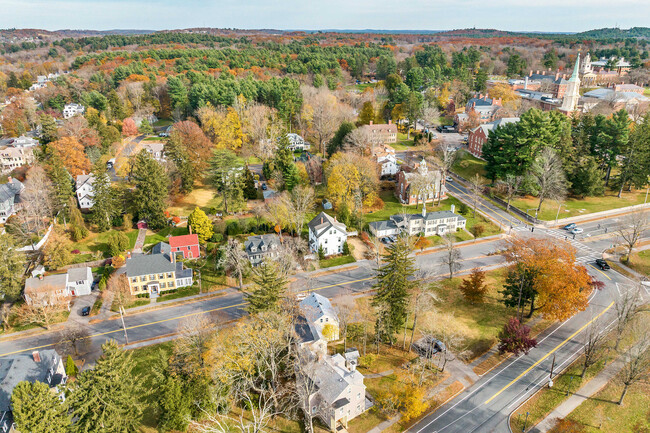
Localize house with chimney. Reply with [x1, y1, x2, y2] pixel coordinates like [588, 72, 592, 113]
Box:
[468, 117, 520, 158]
[299, 293, 339, 342]
[0, 177, 23, 224]
[369, 206, 466, 238]
[0, 350, 67, 432]
[455, 95, 503, 127]
[294, 294, 371, 432]
[168, 234, 200, 259]
[308, 212, 348, 256]
[286, 133, 309, 151]
[125, 247, 193, 297]
[373, 145, 399, 177]
[395, 158, 445, 206]
[23, 267, 93, 307]
[244, 233, 281, 266]
[0, 146, 34, 174]
[358, 121, 398, 144]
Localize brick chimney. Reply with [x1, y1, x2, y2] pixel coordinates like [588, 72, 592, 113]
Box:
[529, 70, 533, 77]
[388, 120, 392, 125]
[369, 120, 373, 125]
[32, 351, 41, 362]
[536, 70, 539, 75]
[7, 176, 12, 183]
[555, 73, 560, 80]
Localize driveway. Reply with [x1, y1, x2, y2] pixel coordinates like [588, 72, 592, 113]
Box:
[68, 292, 99, 325]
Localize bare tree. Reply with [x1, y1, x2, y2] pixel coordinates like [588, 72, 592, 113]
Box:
[17, 165, 55, 234]
[57, 324, 91, 356]
[497, 174, 523, 212]
[528, 148, 567, 217]
[108, 273, 133, 311]
[344, 128, 383, 155]
[222, 239, 249, 289]
[333, 293, 358, 351]
[617, 320, 650, 405]
[288, 185, 315, 237]
[440, 234, 462, 279]
[616, 211, 649, 262]
[408, 279, 440, 351]
[265, 195, 290, 237]
[302, 86, 351, 154]
[0, 304, 11, 331]
[435, 142, 457, 205]
[581, 322, 606, 378]
[16, 292, 68, 330]
[173, 315, 215, 374]
[468, 173, 485, 217]
[192, 392, 279, 433]
[613, 284, 643, 351]
[293, 348, 324, 433]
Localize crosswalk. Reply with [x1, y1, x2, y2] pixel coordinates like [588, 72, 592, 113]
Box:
[511, 226, 601, 266]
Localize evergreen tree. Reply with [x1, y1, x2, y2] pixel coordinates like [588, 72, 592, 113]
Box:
[500, 266, 539, 318]
[613, 113, 650, 196]
[474, 68, 488, 92]
[11, 381, 70, 433]
[91, 164, 120, 231]
[569, 157, 605, 198]
[66, 355, 79, 376]
[46, 156, 74, 213]
[131, 150, 169, 229]
[208, 149, 244, 214]
[245, 260, 287, 314]
[107, 230, 130, 256]
[158, 373, 191, 432]
[372, 237, 415, 343]
[357, 102, 375, 126]
[40, 114, 59, 144]
[243, 167, 258, 199]
[596, 109, 630, 185]
[68, 340, 144, 432]
[138, 119, 153, 135]
[188, 207, 213, 243]
[327, 122, 356, 156]
[0, 233, 25, 301]
[165, 135, 194, 193]
[274, 135, 301, 190]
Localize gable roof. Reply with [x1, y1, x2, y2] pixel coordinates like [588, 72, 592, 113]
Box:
[307, 212, 347, 237]
[169, 234, 199, 248]
[244, 234, 281, 254]
[300, 293, 337, 323]
[311, 354, 365, 405]
[75, 173, 94, 190]
[0, 350, 65, 413]
[151, 241, 172, 257]
[126, 253, 176, 278]
[0, 178, 23, 204]
[24, 273, 68, 295]
[67, 267, 91, 282]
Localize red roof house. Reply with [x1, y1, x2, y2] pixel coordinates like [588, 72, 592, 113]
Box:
[169, 234, 200, 259]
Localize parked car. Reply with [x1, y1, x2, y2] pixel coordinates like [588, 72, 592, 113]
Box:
[388, 235, 398, 243]
[411, 336, 446, 358]
[563, 223, 577, 230]
[595, 259, 610, 270]
[158, 132, 169, 137]
[446, 176, 453, 182]
[381, 237, 390, 244]
[261, 183, 267, 190]
[80, 306, 91, 316]
[571, 227, 584, 234]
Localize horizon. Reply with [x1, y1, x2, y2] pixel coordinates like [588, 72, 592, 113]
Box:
[1, 0, 648, 33]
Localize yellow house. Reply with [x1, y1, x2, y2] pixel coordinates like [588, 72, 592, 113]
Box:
[125, 243, 193, 297]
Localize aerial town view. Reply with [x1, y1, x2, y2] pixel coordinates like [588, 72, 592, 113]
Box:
[0, 1, 649, 432]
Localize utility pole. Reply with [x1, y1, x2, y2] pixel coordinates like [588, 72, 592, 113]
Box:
[548, 354, 556, 388]
[119, 306, 129, 345]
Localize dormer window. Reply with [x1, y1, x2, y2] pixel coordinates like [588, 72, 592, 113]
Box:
[251, 247, 257, 252]
[262, 245, 267, 251]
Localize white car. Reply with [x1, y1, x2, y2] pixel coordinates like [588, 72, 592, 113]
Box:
[570, 227, 584, 234]
[446, 176, 453, 182]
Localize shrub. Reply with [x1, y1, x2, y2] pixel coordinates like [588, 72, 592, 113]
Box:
[71, 249, 80, 254]
[226, 221, 241, 236]
[342, 241, 350, 255]
[458, 203, 470, 215]
[210, 233, 223, 243]
[359, 353, 377, 368]
[65, 355, 78, 376]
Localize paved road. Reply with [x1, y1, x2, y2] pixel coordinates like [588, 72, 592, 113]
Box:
[409, 263, 647, 433]
[0, 242, 509, 361]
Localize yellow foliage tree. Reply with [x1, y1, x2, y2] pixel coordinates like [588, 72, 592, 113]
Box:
[197, 105, 244, 151]
[321, 323, 338, 341]
[400, 386, 428, 421]
[325, 152, 379, 212]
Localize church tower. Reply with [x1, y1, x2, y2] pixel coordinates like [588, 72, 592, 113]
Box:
[560, 54, 581, 113]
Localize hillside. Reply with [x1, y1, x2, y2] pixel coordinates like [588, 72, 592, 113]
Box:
[575, 27, 650, 39]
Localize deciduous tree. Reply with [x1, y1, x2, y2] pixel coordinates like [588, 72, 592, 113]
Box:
[498, 317, 537, 355]
[188, 207, 213, 243]
[459, 268, 488, 303]
[48, 136, 91, 177]
[0, 233, 25, 301]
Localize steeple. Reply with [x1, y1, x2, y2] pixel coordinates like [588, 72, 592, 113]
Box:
[569, 53, 580, 82]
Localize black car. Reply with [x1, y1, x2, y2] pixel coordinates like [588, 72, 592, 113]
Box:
[80, 306, 91, 316]
[595, 259, 610, 270]
[261, 183, 267, 190]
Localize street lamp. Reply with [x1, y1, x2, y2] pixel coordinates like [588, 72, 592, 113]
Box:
[555, 203, 566, 224]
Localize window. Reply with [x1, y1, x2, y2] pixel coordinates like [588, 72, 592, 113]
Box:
[325, 318, 329, 322]
[142, 275, 148, 282]
[167, 273, 173, 279]
[160, 282, 166, 289]
[132, 277, 139, 283]
[159, 274, 164, 280]
[320, 318, 323, 323]
[187, 246, 191, 250]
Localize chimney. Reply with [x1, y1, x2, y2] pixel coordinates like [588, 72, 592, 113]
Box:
[320, 216, 323, 224]
[562, 74, 566, 80]
[524, 76, 529, 90]
[188, 225, 192, 235]
[388, 119, 392, 125]
[451, 204, 455, 214]
[536, 70, 539, 75]
[529, 70, 533, 77]
[170, 253, 174, 263]
[555, 73, 560, 80]
[7, 176, 12, 183]
[369, 120, 373, 125]
[32, 351, 41, 363]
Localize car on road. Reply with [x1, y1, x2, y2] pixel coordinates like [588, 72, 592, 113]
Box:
[295, 293, 307, 301]
[563, 223, 577, 230]
[80, 306, 91, 316]
[446, 176, 453, 182]
[595, 259, 610, 270]
[570, 227, 584, 234]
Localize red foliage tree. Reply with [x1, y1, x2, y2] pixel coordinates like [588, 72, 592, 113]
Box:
[498, 317, 537, 356]
[122, 118, 138, 136]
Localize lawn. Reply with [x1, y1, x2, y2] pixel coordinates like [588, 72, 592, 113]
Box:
[111, 298, 150, 311]
[451, 150, 487, 181]
[70, 229, 139, 258]
[142, 136, 163, 142]
[144, 226, 189, 247]
[364, 191, 501, 239]
[392, 132, 416, 152]
[319, 254, 356, 268]
[625, 249, 650, 276]
[167, 185, 223, 216]
[152, 118, 173, 127]
[156, 285, 200, 302]
[645, 87, 650, 97]
[562, 372, 650, 432]
[509, 188, 649, 221]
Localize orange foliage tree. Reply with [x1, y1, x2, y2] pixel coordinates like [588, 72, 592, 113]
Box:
[502, 237, 592, 321]
[48, 137, 91, 177]
[122, 117, 138, 136]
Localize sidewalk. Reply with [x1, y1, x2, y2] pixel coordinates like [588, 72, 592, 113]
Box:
[529, 358, 625, 433]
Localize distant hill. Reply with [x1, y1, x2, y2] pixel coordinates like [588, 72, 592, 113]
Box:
[574, 27, 650, 39]
[55, 29, 155, 37]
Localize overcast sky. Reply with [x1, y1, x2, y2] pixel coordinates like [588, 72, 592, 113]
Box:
[1, 0, 648, 32]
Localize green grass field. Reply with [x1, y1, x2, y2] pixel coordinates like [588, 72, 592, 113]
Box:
[626, 249, 650, 276]
[144, 226, 189, 246]
[451, 150, 487, 181]
[509, 189, 648, 221]
[152, 118, 173, 127]
[70, 229, 139, 258]
[319, 254, 356, 268]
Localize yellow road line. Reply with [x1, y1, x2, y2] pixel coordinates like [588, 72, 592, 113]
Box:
[484, 301, 614, 405]
[0, 275, 376, 358]
[588, 264, 612, 281]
